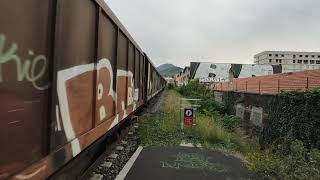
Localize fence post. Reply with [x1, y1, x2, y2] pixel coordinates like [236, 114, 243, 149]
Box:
[306, 77, 309, 90]
[278, 79, 280, 93]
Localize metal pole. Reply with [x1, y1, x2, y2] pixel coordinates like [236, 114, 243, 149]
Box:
[180, 97, 183, 130]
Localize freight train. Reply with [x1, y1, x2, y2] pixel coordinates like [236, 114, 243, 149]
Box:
[0, 0, 166, 179]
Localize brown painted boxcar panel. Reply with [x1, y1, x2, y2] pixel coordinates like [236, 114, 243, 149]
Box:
[96, 12, 117, 125]
[116, 31, 128, 113]
[54, 0, 96, 141]
[0, 0, 51, 177]
[127, 43, 135, 106]
[139, 55, 144, 100]
[134, 49, 140, 99]
[0, 0, 166, 179]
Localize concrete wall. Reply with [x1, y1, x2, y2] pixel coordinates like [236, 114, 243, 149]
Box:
[215, 91, 277, 140]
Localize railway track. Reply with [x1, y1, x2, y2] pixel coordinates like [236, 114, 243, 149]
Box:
[47, 115, 138, 180]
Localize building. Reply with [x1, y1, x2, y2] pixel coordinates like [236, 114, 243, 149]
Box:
[165, 77, 174, 85]
[254, 51, 320, 65]
[190, 62, 278, 83]
[173, 66, 190, 87]
[189, 61, 320, 87]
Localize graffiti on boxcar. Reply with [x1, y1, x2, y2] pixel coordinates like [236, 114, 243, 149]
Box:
[57, 61, 96, 157]
[0, 34, 49, 90]
[127, 71, 134, 105]
[56, 58, 140, 157]
[97, 58, 115, 121]
[14, 165, 47, 180]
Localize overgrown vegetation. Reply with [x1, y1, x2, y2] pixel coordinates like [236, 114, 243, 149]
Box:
[247, 140, 320, 180]
[263, 90, 320, 149]
[139, 81, 320, 179]
[138, 90, 183, 146]
[250, 89, 320, 179]
[179, 80, 226, 117]
[139, 81, 257, 156]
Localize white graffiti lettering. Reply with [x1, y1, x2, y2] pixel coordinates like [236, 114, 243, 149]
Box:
[0, 34, 49, 90]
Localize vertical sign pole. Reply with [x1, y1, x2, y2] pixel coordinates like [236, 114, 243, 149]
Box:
[180, 97, 183, 130]
[194, 108, 197, 126]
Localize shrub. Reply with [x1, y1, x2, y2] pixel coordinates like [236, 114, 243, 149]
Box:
[167, 83, 176, 90]
[220, 115, 240, 131]
[264, 89, 320, 149]
[247, 140, 320, 180]
[178, 80, 226, 115]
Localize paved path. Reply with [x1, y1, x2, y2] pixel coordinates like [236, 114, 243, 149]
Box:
[123, 146, 258, 180]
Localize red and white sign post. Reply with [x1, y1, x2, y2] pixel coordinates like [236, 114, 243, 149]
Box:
[180, 98, 201, 130]
[184, 108, 194, 126]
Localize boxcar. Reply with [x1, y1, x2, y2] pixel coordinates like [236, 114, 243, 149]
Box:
[0, 0, 165, 179]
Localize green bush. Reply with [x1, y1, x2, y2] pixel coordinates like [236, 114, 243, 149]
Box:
[178, 80, 226, 115]
[247, 140, 320, 180]
[220, 115, 240, 131]
[167, 83, 176, 90]
[264, 89, 320, 149]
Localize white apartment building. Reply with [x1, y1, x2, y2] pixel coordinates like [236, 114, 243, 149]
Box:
[254, 51, 320, 65]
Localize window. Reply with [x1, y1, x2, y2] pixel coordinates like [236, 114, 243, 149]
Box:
[293, 55, 296, 58]
[310, 60, 315, 64]
[293, 60, 296, 63]
[276, 59, 279, 63]
[210, 64, 217, 69]
[317, 60, 320, 64]
[298, 60, 302, 63]
[279, 59, 282, 63]
[305, 55, 309, 58]
[299, 55, 303, 57]
[269, 59, 272, 63]
[281, 54, 284, 57]
[275, 54, 278, 57]
[304, 60, 308, 64]
[312, 55, 315, 58]
[269, 54, 272, 57]
[208, 73, 216, 78]
[318, 56, 320, 58]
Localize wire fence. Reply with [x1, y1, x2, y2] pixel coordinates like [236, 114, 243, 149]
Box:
[214, 69, 320, 94]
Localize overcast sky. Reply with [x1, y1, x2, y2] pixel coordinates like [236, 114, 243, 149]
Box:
[106, 0, 320, 67]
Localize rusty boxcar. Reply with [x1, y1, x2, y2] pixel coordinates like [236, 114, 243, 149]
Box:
[0, 0, 166, 179]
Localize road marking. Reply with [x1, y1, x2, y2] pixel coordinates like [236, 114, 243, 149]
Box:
[115, 146, 143, 180]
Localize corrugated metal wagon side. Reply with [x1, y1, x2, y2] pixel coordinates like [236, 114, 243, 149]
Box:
[0, 0, 167, 179]
[0, 0, 54, 178]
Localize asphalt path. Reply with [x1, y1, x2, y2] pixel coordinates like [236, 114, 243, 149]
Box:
[125, 146, 259, 180]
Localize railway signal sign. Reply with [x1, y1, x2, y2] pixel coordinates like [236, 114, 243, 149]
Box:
[184, 108, 194, 126]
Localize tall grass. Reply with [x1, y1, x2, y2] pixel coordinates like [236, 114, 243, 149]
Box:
[139, 89, 258, 156]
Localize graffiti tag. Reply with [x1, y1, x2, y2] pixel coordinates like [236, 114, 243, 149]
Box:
[0, 34, 49, 90]
[161, 152, 226, 172]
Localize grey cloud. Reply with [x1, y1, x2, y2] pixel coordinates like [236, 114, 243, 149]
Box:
[106, 0, 320, 67]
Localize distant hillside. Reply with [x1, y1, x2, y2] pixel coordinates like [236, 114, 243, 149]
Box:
[157, 63, 183, 77]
